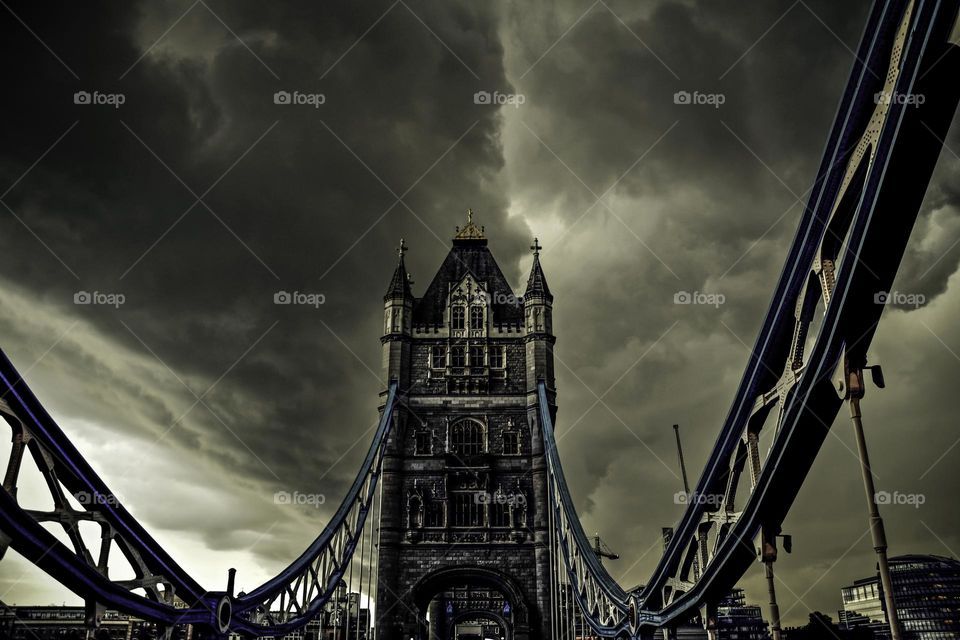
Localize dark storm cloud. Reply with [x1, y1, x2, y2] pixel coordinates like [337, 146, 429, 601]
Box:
[1, 0, 958, 628]
[0, 0, 525, 560]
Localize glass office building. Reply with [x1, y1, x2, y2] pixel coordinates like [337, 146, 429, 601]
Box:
[840, 554, 960, 640]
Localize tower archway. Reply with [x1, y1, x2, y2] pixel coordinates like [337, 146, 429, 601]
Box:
[410, 566, 531, 640]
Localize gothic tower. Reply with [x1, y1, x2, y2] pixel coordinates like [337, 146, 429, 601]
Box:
[376, 211, 556, 640]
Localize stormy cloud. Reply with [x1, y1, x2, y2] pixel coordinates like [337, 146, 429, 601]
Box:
[0, 0, 958, 625]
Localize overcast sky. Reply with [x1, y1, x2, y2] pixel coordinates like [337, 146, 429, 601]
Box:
[0, 0, 958, 628]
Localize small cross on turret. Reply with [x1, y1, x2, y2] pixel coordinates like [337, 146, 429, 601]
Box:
[530, 237, 542, 256]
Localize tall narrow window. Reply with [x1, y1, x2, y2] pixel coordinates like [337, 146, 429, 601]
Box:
[469, 345, 484, 367]
[451, 346, 466, 368]
[451, 306, 465, 330]
[489, 346, 505, 369]
[452, 492, 484, 527]
[451, 420, 484, 455]
[431, 345, 446, 369]
[470, 306, 484, 330]
[490, 496, 511, 528]
[503, 431, 520, 455]
[415, 431, 432, 455]
[425, 500, 445, 528]
[408, 496, 423, 528]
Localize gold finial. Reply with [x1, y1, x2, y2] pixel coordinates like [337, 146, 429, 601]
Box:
[454, 207, 485, 240]
[397, 238, 408, 260]
[530, 237, 542, 256]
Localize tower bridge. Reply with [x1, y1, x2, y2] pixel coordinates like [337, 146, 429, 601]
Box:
[1, 1, 959, 639]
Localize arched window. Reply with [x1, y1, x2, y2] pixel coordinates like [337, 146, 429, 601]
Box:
[470, 306, 484, 330]
[451, 306, 465, 330]
[451, 419, 485, 455]
[490, 487, 511, 528]
[408, 495, 424, 529]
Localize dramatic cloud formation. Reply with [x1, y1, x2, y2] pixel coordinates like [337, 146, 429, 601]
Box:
[0, 0, 957, 626]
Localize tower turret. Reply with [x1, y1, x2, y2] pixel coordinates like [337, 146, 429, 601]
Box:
[382, 238, 413, 388]
[523, 238, 555, 392]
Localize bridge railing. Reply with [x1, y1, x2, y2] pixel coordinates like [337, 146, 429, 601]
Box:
[231, 382, 397, 636]
[539, 383, 632, 637]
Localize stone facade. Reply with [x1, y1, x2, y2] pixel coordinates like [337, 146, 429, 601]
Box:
[375, 220, 556, 640]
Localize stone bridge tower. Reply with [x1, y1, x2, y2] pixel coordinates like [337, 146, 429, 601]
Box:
[376, 211, 556, 640]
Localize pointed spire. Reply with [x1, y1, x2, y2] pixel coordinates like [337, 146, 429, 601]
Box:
[524, 237, 552, 300]
[384, 238, 413, 300]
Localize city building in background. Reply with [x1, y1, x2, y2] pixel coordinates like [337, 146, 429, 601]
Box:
[0, 601, 191, 639]
[276, 584, 370, 640]
[839, 554, 960, 639]
[716, 588, 771, 640]
[0, 585, 371, 640]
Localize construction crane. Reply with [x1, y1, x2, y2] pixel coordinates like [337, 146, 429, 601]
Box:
[592, 534, 619, 565]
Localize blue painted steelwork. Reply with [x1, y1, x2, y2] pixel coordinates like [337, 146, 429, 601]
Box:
[0, 355, 397, 636]
[540, 0, 960, 635]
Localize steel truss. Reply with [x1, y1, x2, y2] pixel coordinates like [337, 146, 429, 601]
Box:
[0, 357, 397, 637]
